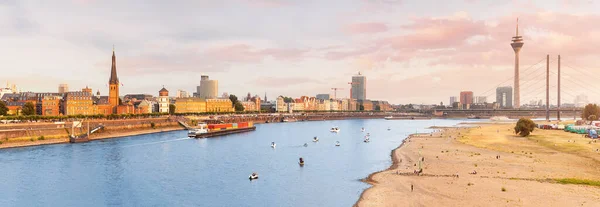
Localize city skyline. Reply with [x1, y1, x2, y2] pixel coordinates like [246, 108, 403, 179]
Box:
[2, 0, 600, 104]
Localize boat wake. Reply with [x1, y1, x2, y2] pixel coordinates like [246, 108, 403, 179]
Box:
[121, 137, 192, 148]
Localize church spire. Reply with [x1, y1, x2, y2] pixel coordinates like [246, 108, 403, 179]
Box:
[109, 47, 119, 84]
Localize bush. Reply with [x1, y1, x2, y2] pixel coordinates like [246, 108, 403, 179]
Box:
[150, 122, 156, 129]
[30, 138, 34, 142]
[514, 118, 535, 137]
[38, 136, 45, 140]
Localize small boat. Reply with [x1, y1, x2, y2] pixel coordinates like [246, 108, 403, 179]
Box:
[330, 127, 340, 133]
[387, 127, 391, 131]
[364, 138, 370, 143]
[303, 143, 308, 147]
[299, 157, 305, 166]
[249, 172, 259, 180]
[366, 133, 370, 137]
[271, 142, 276, 148]
[361, 127, 365, 132]
[335, 141, 340, 146]
[313, 136, 319, 142]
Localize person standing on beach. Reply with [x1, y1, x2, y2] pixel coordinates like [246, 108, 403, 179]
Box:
[411, 184, 414, 192]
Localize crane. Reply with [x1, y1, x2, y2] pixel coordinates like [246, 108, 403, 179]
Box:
[331, 88, 343, 100]
[348, 82, 359, 99]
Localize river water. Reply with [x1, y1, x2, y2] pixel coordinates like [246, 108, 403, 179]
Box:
[0, 119, 467, 207]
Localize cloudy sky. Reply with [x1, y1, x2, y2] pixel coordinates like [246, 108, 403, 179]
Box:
[2, 0, 600, 104]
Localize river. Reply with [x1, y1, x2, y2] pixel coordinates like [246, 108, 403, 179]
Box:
[0, 119, 467, 206]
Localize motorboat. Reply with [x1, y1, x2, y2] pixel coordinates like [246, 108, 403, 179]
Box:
[330, 127, 340, 133]
[271, 142, 276, 148]
[303, 143, 308, 147]
[313, 136, 319, 142]
[249, 172, 259, 180]
[387, 127, 391, 131]
[361, 127, 365, 132]
[299, 157, 305, 166]
[364, 138, 370, 143]
[335, 141, 340, 146]
[366, 133, 370, 137]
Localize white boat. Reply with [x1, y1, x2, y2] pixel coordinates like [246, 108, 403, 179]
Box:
[249, 173, 259, 180]
[330, 127, 340, 133]
[313, 137, 319, 142]
[303, 143, 308, 147]
[187, 123, 208, 137]
[361, 127, 365, 132]
[271, 142, 276, 148]
[364, 138, 370, 143]
[335, 141, 340, 146]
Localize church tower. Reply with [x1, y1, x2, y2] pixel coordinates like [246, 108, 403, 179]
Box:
[109, 47, 120, 113]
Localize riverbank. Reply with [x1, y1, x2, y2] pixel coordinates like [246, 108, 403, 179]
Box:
[0, 125, 184, 149]
[356, 123, 600, 206]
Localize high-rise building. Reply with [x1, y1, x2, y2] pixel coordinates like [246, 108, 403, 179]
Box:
[459, 91, 473, 105]
[108, 48, 120, 113]
[351, 72, 366, 100]
[449, 96, 458, 105]
[196, 75, 218, 99]
[496, 86, 513, 108]
[58, 84, 69, 93]
[511, 18, 524, 108]
[574, 94, 589, 107]
[176, 90, 189, 98]
[316, 94, 330, 100]
[159, 87, 169, 113]
[474, 96, 487, 104]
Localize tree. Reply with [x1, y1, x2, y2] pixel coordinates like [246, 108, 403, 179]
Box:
[514, 118, 536, 137]
[582, 104, 600, 121]
[374, 105, 381, 111]
[229, 95, 239, 107]
[359, 105, 365, 111]
[169, 104, 176, 115]
[234, 102, 245, 112]
[22, 102, 35, 116]
[0, 101, 7, 116]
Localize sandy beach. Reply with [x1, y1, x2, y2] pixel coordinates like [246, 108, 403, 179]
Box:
[356, 123, 600, 207]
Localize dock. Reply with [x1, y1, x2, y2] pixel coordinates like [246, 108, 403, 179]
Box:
[191, 126, 256, 138]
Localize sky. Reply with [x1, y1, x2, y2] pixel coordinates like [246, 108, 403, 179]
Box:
[2, 0, 600, 104]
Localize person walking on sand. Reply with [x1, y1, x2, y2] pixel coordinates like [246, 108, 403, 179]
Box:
[411, 184, 414, 192]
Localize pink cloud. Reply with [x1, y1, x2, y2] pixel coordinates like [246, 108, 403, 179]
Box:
[342, 22, 389, 34]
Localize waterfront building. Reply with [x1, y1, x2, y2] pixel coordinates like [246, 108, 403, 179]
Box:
[330, 99, 341, 111]
[496, 86, 513, 108]
[459, 91, 473, 105]
[206, 98, 233, 112]
[63, 92, 94, 116]
[158, 87, 170, 113]
[241, 96, 261, 112]
[135, 100, 154, 114]
[116, 104, 137, 114]
[58, 84, 69, 93]
[316, 94, 330, 100]
[294, 98, 305, 111]
[5, 102, 25, 115]
[372, 100, 393, 111]
[341, 99, 349, 111]
[351, 72, 367, 100]
[175, 98, 207, 113]
[276, 96, 287, 112]
[41, 96, 61, 116]
[197, 75, 218, 99]
[359, 100, 373, 111]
